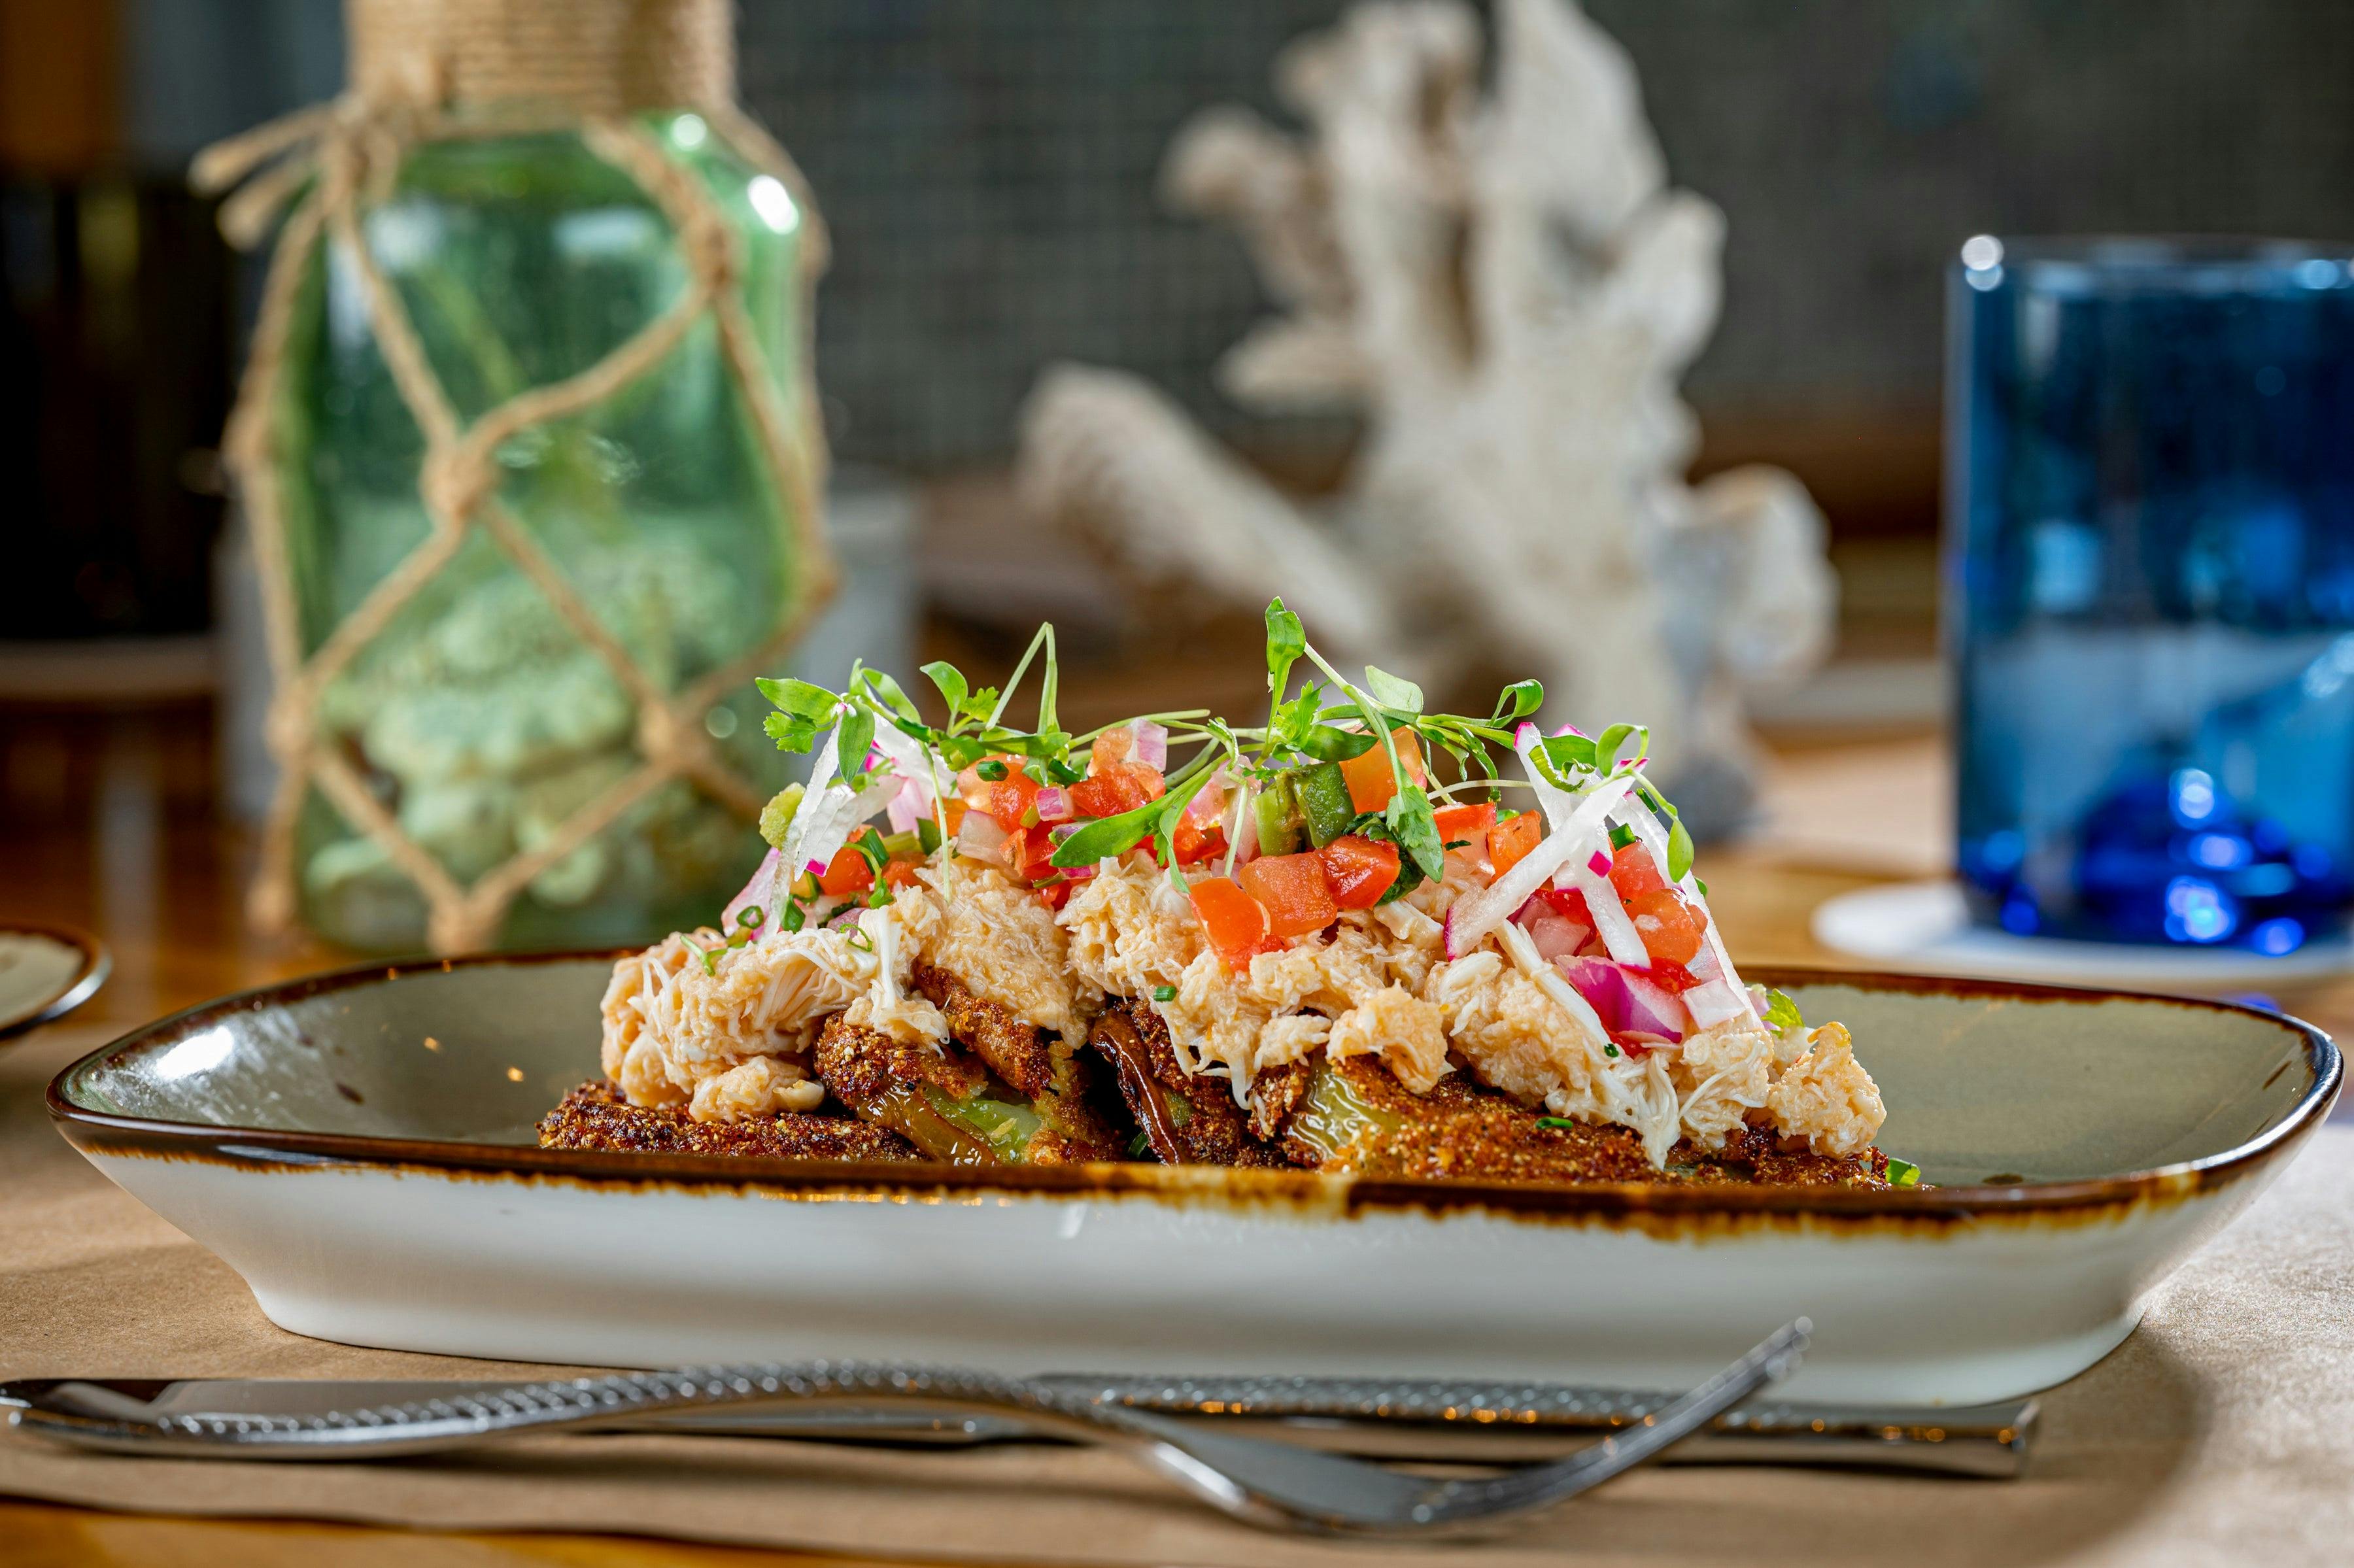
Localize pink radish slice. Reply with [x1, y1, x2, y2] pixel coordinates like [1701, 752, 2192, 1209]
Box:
[721, 847, 786, 938]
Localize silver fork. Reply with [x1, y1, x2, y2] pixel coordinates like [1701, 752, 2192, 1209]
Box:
[4, 1321, 1806, 1535]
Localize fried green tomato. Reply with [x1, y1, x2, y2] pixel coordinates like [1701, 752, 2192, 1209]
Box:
[1280, 1055, 1894, 1187]
[909, 960, 1121, 1157]
[537, 1080, 919, 1161]
[811, 1012, 1121, 1166]
[1086, 1002, 1291, 1167]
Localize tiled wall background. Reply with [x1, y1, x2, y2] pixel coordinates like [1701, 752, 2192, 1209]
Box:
[728, 0, 2354, 470]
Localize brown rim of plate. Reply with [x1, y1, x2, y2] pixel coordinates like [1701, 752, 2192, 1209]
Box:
[44, 951, 2344, 1220]
[0, 922, 111, 1044]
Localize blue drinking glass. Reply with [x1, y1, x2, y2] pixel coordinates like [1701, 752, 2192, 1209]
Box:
[1949, 237, 2354, 953]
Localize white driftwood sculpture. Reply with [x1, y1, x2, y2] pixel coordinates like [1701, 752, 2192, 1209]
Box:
[1017, 0, 1834, 833]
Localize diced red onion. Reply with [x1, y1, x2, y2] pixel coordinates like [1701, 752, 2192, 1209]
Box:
[1184, 767, 1227, 823]
[957, 812, 1010, 864]
[1034, 785, 1075, 823]
[1524, 913, 1591, 964]
[1555, 955, 1688, 1042]
[1129, 720, 1168, 770]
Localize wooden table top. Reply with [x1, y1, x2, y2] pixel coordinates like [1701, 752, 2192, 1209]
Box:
[4, 706, 2345, 1565]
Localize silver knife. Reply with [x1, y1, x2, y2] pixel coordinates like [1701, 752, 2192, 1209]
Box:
[0, 1374, 2035, 1477]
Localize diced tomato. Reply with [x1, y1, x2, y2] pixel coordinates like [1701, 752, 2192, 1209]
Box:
[1090, 728, 1134, 772]
[958, 756, 1041, 832]
[1338, 728, 1427, 813]
[1317, 834, 1400, 909]
[881, 857, 925, 891]
[1608, 840, 1670, 900]
[1624, 887, 1705, 965]
[817, 846, 874, 896]
[1190, 875, 1276, 968]
[1538, 885, 1594, 925]
[1068, 760, 1165, 820]
[1238, 852, 1340, 938]
[1036, 879, 1074, 911]
[1645, 956, 1702, 993]
[1488, 810, 1543, 879]
[1431, 802, 1495, 840]
[1169, 815, 1226, 866]
[999, 824, 1059, 881]
[936, 799, 966, 835]
[1432, 801, 1496, 862]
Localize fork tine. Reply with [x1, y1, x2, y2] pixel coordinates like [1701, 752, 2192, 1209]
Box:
[1410, 1320, 1812, 1526]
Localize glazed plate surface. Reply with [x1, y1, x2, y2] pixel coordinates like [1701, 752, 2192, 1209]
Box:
[49, 959, 2340, 1404]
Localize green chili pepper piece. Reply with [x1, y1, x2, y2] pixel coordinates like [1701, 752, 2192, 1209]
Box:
[1295, 761, 1356, 848]
[1254, 773, 1305, 857]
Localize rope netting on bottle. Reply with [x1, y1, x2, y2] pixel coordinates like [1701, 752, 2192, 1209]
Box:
[196, 3, 835, 953]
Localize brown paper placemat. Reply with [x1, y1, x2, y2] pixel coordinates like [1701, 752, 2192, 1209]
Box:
[5, 1020, 2351, 1567]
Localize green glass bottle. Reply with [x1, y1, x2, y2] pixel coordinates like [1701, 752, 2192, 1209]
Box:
[267, 103, 816, 951]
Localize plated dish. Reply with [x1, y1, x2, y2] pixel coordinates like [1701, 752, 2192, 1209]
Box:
[41, 604, 2345, 1401]
[50, 959, 2338, 1401]
[553, 602, 1901, 1189]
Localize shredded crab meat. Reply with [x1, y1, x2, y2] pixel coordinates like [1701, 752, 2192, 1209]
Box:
[595, 690, 1886, 1163]
[598, 862, 1079, 1118]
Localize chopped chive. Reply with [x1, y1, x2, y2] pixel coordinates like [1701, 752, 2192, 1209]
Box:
[845, 925, 874, 953]
[1603, 1042, 1622, 1058]
[1535, 1116, 1578, 1131]
[1151, 984, 1178, 1002]
[781, 899, 806, 933]
[736, 904, 765, 929]
[1886, 1156, 1922, 1187]
[917, 817, 943, 854]
[1607, 823, 1637, 851]
[978, 759, 1008, 781]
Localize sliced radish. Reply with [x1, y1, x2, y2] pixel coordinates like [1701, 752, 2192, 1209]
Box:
[721, 847, 786, 938]
[1442, 774, 1632, 959]
[1564, 861, 1649, 967]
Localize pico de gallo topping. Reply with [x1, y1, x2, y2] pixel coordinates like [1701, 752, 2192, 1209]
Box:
[728, 596, 1758, 1048]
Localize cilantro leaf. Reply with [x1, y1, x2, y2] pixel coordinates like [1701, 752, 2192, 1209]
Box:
[1762, 987, 1805, 1032]
[1296, 723, 1376, 761]
[763, 709, 819, 753]
[755, 677, 838, 721]
[1363, 665, 1424, 715]
[921, 660, 968, 720]
[836, 707, 875, 783]
[1384, 784, 1445, 882]
[856, 668, 921, 723]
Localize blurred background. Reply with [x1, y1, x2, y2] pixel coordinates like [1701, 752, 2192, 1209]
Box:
[7, 0, 2354, 987]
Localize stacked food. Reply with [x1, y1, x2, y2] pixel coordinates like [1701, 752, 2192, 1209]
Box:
[545, 600, 1908, 1187]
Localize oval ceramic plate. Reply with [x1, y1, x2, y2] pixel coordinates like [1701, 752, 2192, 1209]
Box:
[0, 924, 109, 1043]
[48, 958, 2340, 1405]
